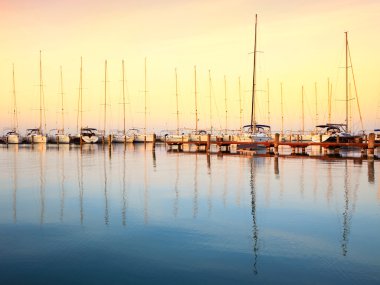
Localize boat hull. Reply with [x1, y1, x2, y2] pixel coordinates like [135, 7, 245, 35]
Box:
[134, 134, 154, 143]
[5, 134, 20, 144]
[113, 135, 134, 143]
[48, 134, 70, 144]
[25, 134, 47, 144]
[81, 135, 99, 144]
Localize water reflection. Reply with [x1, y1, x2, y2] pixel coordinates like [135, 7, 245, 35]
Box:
[249, 158, 259, 275]
[0, 145, 379, 284]
[193, 154, 198, 219]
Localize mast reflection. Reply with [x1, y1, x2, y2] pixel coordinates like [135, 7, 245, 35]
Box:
[78, 147, 84, 225]
[193, 154, 198, 219]
[249, 158, 259, 275]
[173, 153, 179, 218]
[12, 145, 18, 223]
[39, 145, 46, 225]
[103, 148, 109, 225]
[122, 146, 127, 226]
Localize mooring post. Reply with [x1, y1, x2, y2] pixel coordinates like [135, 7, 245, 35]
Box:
[80, 135, 83, 147]
[206, 134, 211, 153]
[368, 133, 375, 159]
[274, 133, 280, 156]
[152, 134, 156, 150]
[108, 134, 112, 148]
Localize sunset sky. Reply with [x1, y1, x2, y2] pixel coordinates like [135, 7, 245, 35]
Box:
[1, 0, 379, 134]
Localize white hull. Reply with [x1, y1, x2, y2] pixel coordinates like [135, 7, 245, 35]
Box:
[166, 135, 189, 142]
[5, 134, 20, 144]
[48, 134, 70, 144]
[82, 135, 99, 144]
[134, 134, 154, 143]
[189, 134, 208, 141]
[251, 134, 272, 142]
[113, 134, 134, 143]
[25, 134, 47, 144]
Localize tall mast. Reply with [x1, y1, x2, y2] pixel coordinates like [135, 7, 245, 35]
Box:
[267, 78, 270, 125]
[80, 57, 83, 131]
[39, 50, 43, 132]
[12, 64, 18, 131]
[60, 66, 65, 133]
[144, 57, 147, 136]
[194, 65, 198, 133]
[104, 60, 107, 134]
[250, 14, 258, 134]
[301, 85, 304, 135]
[224, 75, 228, 134]
[175, 68, 179, 135]
[328, 78, 331, 124]
[280, 82, 284, 136]
[315, 82, 318, 131]
[122, 60, 126, 135]
[239, 76, 242, 133]
[208, 70, 213, 134]
[345, 31, 349, 132]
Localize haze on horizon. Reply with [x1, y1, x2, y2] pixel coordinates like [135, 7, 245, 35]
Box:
[1, 0, 379, 134]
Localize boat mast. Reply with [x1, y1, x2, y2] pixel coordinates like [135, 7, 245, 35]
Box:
[301, 85, 304, 136]
[175, 68, 179, 135]
[144, 57, 147, 136]
[345, 31, 349, 132]
[328, 78, 331, 124]
[12, 64, 18, 131]
[208, 70, 213, 134]
[224, 75, 228, 134]
[280, 82, 284, 136]
[104, 60, 107, 135]
[267, 79, 270, 125]
[122, 60, 126, 135]
[239, 76, 243, 133]
[194, 65, 198, 133]
[60, 66, 65, 133]
[39, 50, 43, 132]
[315, 82, 318, 130]
[250, 14, 258, 134]
[80, 57, 83, 131]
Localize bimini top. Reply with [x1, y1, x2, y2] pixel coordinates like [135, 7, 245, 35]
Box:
[243, 124, 271, 129]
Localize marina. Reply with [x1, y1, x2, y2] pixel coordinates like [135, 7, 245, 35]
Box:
[1, 1, 380, 284]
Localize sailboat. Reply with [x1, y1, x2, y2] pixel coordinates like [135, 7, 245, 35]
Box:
[134, 58, 154, 143]
[3, 64, 21, 144]
[240, 14, 272, 144]
[112, 60, 134, 143]
[48, 66, 70, 144]
[71, 57, 100, 144]
[312, 32, 360, 143]
[25, 51, 47, 144]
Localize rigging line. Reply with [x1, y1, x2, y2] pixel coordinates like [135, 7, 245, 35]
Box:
[348, 44, 364, 132]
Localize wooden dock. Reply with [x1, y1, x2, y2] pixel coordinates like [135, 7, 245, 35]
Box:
[166, 133, 379, 159]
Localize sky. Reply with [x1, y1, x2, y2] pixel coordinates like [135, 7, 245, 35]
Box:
[1, 0, 380, 134]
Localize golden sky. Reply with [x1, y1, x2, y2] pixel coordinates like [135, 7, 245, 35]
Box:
[1, 0, 379, 134]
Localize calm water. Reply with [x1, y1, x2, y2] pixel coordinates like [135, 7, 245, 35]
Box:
[0, 144, 379, 285]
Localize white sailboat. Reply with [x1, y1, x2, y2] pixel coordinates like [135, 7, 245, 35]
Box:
[312, 32, 360, 143]
[4, 64, 21, 144]
[71, 57, 100, 144]
[166, 68, 189, 142]
[134, 58, 154, 143]
[112, 60, 134, 143]
[240, 14, 271, 144]
[48, 66, 70, 144]
[25, 51, 47, 144]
